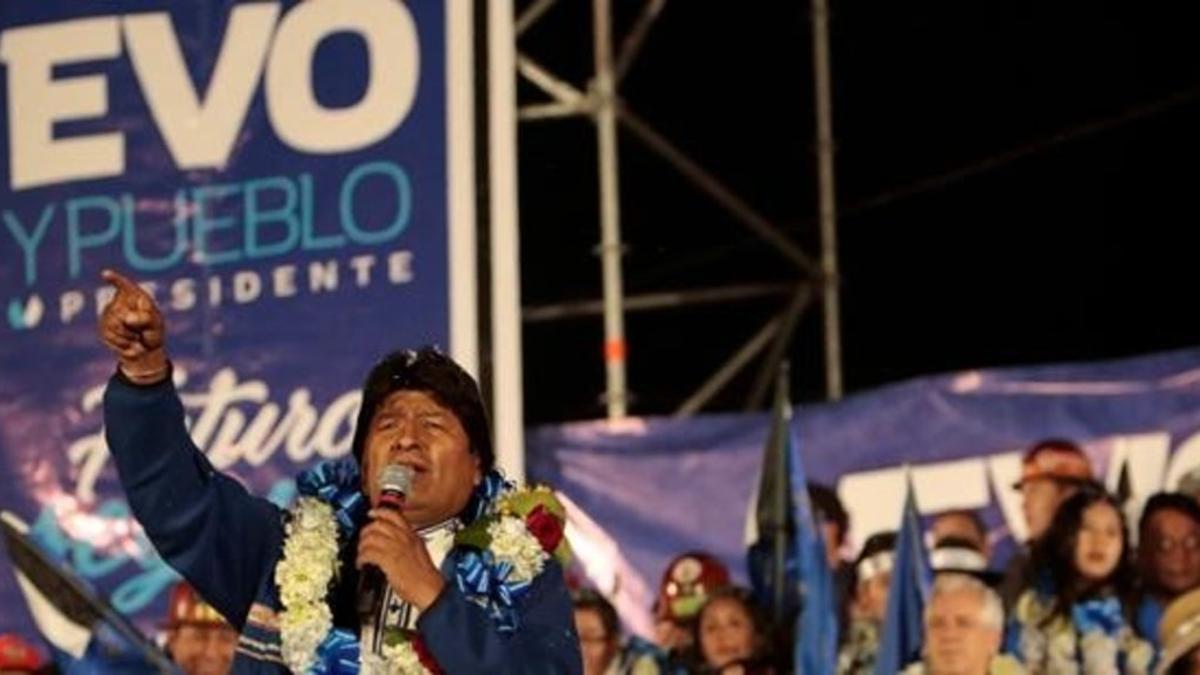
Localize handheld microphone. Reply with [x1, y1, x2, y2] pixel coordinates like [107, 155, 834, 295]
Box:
[357, 464, 414, 619]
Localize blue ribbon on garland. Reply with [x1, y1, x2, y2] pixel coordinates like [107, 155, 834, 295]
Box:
[311, 629, 361, 674]
[1072, 596, 1124, 636]
[296, 458, 367, 539]
[454, 548, 534, 633]
[295, 462, 534, 671]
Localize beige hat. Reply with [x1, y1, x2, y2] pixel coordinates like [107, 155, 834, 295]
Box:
[1157, 587, 1200, 675]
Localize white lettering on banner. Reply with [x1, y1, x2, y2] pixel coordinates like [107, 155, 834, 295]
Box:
[988, 453, 1026, 541]
[33, 251, 415, 330]
[274, 265, 298, 298]
[838, 435, 1200, 550]
[169, 278, 197, 311]
[388, 250, 414, 283]
[265, 0, 419, 153]
[0, 17, 123, 190]
[0, 0, 420, 190]
[233, 271, 262, 303]
[60, 290, 85, 324]
[123, 4, 280, 170]
[68, 384, 111, 503]
[65, 366, 361, 502]
[1165, 431, 1200, 491]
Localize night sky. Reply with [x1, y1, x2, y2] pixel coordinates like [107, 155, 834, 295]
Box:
[515, 1, 1200, 424]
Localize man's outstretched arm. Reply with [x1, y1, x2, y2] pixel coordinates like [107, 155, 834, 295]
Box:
[99, 270, 282, 629]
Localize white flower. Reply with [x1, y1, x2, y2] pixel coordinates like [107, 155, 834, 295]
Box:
[379, 640, 432, 675]
[277, 498, 340, 674]
[487, 515, 548, 582]
[1046, 630, 1080, 675]
[1079, 630, 1119, 675]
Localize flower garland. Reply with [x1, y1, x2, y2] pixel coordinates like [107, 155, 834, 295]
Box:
[275, 459, 570, 674]
[1012, 591, 1153, 675]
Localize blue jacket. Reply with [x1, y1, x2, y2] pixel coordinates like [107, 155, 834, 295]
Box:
[104, 373, 582, 674]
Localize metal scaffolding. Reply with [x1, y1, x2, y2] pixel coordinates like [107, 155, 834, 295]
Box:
[515, 0, 843, 419]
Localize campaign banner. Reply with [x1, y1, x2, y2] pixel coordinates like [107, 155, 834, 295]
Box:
[527, 348, 1200, 637]
[0, 0, 480, 637]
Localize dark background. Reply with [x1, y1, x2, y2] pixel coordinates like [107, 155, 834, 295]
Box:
[514, 1, 1200, 424]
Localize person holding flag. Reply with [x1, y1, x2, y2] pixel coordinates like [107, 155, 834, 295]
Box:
[745, 364, 837, 675]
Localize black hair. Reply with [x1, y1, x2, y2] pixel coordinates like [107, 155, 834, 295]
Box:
[571, 588, 620, 640]
[350, 347, 494, 472]
[1030, 488, 1137, 625]
[808, 482, 849, 545]
[932, 509, 988, 549]
[692, 586, 774, 672]
[1139, 492, 1200, 535]
[1168, 647, 1200, 675]
[856, 531, 898, 564]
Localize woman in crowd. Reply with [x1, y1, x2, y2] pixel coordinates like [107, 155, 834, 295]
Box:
[1007, 488, 1154, 674]
[691, 587, 775, 675]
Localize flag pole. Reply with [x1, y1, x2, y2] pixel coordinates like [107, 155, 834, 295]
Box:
[770, 361, 792, 625]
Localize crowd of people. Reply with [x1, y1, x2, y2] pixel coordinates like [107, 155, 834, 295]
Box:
[3, 438, 1200, 675]
[571, 440, 1200, 675]
[1, 272, 1199, 675]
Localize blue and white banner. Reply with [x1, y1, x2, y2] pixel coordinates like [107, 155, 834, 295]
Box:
[528, 348, 1200, 637]
[0, 0, 482, 638]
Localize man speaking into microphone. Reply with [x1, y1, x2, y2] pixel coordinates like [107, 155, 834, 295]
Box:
[97, 269, 582, 674]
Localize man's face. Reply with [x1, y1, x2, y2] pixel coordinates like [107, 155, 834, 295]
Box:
[924, 589, 1000, 675]
[167, 624, 238, 675]
[1021, 478, 1073, 541]
[362, 390, 480, 529]
[854, 571, 891, 623]
[574, 608, 619, 675]
[1140, 508, 1200, 596]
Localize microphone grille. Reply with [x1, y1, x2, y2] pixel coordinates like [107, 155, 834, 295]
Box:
[380, 464, 414, 494]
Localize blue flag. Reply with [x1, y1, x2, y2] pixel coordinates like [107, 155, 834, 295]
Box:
[787, 424, 838, 675]
[874, 477, 933, 675]
[1, 512, 176, 674]
[746, 366, 837, 674]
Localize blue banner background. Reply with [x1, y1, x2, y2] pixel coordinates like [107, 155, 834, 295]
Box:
[0, 0, 457, 637]
[527, 348, 1200, 636]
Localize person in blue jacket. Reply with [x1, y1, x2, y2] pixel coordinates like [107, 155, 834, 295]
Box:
[98, 269, 582, 674]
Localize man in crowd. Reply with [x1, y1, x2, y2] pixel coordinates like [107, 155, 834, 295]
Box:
[999, 439, 1095, 607]
[902, 574, 1022, 675]
[1136, 492, 1200, 647]
[163, 582, 239, 675]
[809, 483, 855, 636]
[574, 589, 623, 675]
[98, 269, 581, 673]
[838, 531, 896, 675]
[929, 509, 991, 563]
[574, 589, 664, 675]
